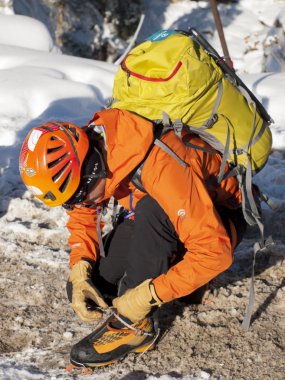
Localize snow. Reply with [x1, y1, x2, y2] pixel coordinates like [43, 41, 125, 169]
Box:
[0, 14, 59, 52]
[141, 0, 285, 72]
[0, 1, 285, 379]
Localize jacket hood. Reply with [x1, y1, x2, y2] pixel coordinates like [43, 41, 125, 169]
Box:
[89, 108, 154, 200]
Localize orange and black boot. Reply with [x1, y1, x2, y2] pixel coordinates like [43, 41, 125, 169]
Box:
[70, 313, 158, 368]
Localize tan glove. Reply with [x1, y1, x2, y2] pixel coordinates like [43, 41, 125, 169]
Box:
[69, 260, 108, 323]
[112, 279, 164, 323]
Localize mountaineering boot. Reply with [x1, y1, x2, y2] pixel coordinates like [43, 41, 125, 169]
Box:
[70, 313, 157, 367]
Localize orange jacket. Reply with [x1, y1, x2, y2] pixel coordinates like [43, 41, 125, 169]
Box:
[66, 108, 242, 302]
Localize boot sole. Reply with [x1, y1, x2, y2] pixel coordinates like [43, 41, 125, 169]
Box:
[70, 341, 155, 368]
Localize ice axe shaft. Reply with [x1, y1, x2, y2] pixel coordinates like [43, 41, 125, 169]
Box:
[209, 0, 233, 69]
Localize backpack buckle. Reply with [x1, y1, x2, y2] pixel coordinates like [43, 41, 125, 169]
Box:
[173, 119, 184, 138]
[204, 113, 218, 129]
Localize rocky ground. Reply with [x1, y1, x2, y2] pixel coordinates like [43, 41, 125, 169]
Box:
[0, 1, 284, 378]
[0, 194, 284, 380]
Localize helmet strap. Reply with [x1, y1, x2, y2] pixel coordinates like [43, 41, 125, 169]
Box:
[63, 134, 107, 206]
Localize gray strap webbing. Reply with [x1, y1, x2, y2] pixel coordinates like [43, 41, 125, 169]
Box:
[245, 159, 260, 222]
[245, 102, 258, 152]
[162, 112, 173, 135]
[236, 119, 267, 153]
[237, 85, 253, 104]
[241, 248, 257, 331]
[173, 119, 184, 138]
[259, 191, 277, 210]
[238, 98, 259, 225]
[184, 141, 214, 154]
[222, 166, 241, 180]
[242, 235, 274, 331]
[218, 117, 231, 183]
[167, 80, 223, 140]
[163, 113, 184, 138]
[96, 211, 105, 257]
[242, 160, 264, 330]
[238, 158, 260, 226]
[131, 135, 189, 192]
[162, 112, 170, 128]
[154, 139, 189, 168]
[207, 79, 223, 125]
[239, 156, 274, 330]
[237, 170, 258, 227]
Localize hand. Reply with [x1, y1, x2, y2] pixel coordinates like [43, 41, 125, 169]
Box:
[69, 260, 108, 322]
[112, 279, 163, 323]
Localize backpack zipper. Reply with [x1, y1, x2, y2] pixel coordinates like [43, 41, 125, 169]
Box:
[121, 56, 182, 82]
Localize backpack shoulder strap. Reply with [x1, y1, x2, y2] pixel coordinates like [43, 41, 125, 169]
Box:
[130, 121, 190, 192]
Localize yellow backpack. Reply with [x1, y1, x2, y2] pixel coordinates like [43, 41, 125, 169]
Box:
[112, 29, 273, 168]
[111, 29, 274, 329]
[111, 28, 273, 221]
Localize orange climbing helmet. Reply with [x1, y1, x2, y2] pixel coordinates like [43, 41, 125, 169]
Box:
[19, 121, 106, 207]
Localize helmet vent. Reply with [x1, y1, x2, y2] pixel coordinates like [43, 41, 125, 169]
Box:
[48, 152, 69, 169]
[40, 126, 56, 132]
[52, 161, 71, 182]
[51, 136, 59, 141]
[44, 191, 56, 201]
[65, 125, 79, 142]
[47, 146, 64, 154]
[59, 170, 72, 193]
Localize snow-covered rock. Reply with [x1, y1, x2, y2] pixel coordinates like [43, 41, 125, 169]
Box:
[0, 14, 58, 52]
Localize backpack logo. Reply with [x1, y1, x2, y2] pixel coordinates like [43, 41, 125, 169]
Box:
[146, 30, 176, 42]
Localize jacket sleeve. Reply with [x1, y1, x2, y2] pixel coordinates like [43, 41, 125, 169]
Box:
[66, 206, 100, 268]
[142, 142, 233, 302]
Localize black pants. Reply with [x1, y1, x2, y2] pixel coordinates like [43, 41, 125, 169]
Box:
[94, 196, 179, 299]
[92, 195, 247, 301]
